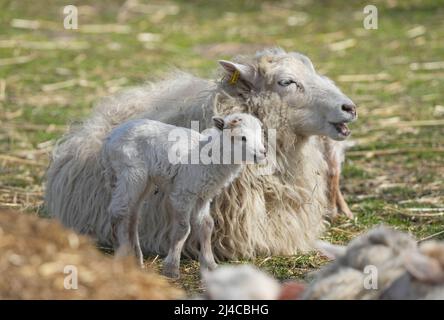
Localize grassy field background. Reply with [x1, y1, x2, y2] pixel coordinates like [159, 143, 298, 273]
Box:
[1, 0, 443, 294]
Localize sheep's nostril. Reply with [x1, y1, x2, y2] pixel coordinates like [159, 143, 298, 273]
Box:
[342, 104, 357, 116]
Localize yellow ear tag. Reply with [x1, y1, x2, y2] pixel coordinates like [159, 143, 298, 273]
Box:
[229, 70, 240, 85]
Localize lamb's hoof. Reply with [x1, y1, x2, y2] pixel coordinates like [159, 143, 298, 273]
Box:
[136, 254, 144, 268]
[162, 264, 180, 279]
[200, 262, 218, 274]
[208, 262, 218, 271]
[115, 244, 133, 258]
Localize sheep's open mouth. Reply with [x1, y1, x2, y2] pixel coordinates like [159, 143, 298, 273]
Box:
[330, 122, 351, 137]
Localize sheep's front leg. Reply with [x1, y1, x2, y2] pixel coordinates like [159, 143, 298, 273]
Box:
[162, 195, 192, 279]
[109, 168, 147, 266]
[192, 202, 217, 272]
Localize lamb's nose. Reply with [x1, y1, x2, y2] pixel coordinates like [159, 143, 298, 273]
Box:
[342, 104, 357, 117]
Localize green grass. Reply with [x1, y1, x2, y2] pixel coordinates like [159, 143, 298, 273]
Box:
[1, 0, 443, 295]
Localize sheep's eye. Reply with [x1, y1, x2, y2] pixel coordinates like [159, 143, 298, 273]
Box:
[278, 79, 304, 91]
[241, 136, 247, 142]
[278, 79, 294, 87]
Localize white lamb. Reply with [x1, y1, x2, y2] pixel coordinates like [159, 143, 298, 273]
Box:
[102, 113, 266, 278]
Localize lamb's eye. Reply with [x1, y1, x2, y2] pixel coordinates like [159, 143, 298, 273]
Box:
[278, 79, 304, 91]
[278, 79, 294, 87]
[241, 136, 247, 142]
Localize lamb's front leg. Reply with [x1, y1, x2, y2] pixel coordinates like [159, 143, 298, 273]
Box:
[193, 202, 217, 272]
[162, 196, 192, 279]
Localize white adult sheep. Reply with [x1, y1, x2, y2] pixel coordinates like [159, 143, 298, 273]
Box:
[46, 48, 357, 260]
[102, 113, 266, 278]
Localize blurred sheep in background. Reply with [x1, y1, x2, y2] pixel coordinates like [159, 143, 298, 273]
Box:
[202, 226, 444, 300]
[306, 226, 444, 299]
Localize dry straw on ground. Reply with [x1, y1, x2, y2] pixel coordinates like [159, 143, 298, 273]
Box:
[0, 209, 184, 299]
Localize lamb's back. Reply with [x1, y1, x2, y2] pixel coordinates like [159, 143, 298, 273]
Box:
[104, 118, 203, 172]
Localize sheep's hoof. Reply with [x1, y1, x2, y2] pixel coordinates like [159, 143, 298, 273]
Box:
[336, 192, 354, 219]
[328, 207, 339, 219]
[162, 264, 180, 279]
[338, 204, 354, 219]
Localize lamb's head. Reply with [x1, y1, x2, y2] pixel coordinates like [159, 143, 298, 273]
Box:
[218, 48, 357, 141]
[212, 113, 266, 164]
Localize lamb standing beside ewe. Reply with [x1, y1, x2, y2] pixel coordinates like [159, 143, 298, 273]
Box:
[46, 48, 357, 260]
[102, 113, 266, 278]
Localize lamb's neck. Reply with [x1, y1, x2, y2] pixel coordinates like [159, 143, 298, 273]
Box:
[199, 162, 242, 187]
[195, 134, 242, 184]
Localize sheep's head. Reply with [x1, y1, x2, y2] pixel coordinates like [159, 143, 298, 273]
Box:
[219, 48, 357, 141]
[212, 113, 266, 164]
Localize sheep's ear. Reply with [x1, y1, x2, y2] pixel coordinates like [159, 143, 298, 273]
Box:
[218, 60, 256, 85]
[315, 240, 346, 260]
[212, 116, 225, 130]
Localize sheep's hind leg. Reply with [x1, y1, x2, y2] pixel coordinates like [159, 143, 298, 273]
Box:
[323, 138, 353, 219]
[336, 188, 353, 219]
[192, 202, 217, 272]
[109, 168, 147, 266]
[162, 196, 192, 279]
[132, 183, 156, 267]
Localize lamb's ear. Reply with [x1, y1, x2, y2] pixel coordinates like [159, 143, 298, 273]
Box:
[218, 60, 256, 85]
[212, 116, 225, 130]
[315, 240, 346, 260]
